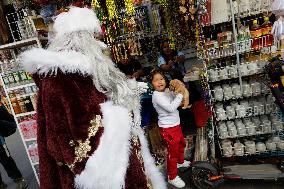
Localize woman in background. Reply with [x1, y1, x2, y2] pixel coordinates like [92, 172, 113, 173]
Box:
[158, 41, 186, 81]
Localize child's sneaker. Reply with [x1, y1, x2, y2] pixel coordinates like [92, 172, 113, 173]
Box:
[168, 176, 185, 188]
[177, 160, 191, 169]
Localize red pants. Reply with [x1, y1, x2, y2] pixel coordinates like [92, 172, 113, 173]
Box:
[159, 125, 186, 180]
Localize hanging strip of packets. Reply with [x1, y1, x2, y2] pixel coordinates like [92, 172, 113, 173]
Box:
[106, 0, 118, 19]
[91, 0, 100, 8]
[124, 0, 135, 16]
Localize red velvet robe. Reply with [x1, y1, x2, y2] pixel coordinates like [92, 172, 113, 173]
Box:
[34, 72, 149, 189]
[22, 48, 166, 189]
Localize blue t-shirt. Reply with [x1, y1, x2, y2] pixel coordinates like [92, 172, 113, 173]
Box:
[158, 51, 186, 81]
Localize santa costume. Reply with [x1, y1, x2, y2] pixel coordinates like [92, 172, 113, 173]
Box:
[21, 7, 166, 189]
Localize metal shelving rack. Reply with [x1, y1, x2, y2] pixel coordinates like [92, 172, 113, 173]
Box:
[0, 37, 41, 184]
[198, 0, 284, 159]
[190, 1, 284, 189]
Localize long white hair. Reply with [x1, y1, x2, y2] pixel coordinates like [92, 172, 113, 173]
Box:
[48, 31, 139, 110]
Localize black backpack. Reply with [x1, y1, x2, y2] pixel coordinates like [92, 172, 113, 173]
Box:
[0, 105, 16, 137]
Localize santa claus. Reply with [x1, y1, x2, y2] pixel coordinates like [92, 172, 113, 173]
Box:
[21, 7, 166, 189]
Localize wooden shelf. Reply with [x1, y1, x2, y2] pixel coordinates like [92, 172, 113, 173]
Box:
[17, 93, 36, 99]
[25, 138, 37, 142]
[0, 37, 39, 50]
[15, 111, 36, 118]
[7, 83, 36, 92]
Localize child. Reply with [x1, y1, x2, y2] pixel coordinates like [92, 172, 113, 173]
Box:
[151, 70, 190, 188]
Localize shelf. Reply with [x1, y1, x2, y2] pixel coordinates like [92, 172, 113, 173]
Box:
[215, 112, 274, 122]
[208, 71, 264, 84]
[7, 83, 36, 92]
[25, 138, 37, 142]
[218, 128, 283, 140]
[202, 8, 270, 27]
[222, 149, 284, 158]
[16, 93, 36, 99]
[15, 111, 36, 118]
[202, 41, 273, 61]
[0, 37, 39, 50]
[212, 92, 270, 103]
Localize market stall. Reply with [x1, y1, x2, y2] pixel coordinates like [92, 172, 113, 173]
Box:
[189, 0, 284, 189]
[1, 0, 284, 188]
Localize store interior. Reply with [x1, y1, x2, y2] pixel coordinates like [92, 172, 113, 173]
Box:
[1, 0, 284, 189]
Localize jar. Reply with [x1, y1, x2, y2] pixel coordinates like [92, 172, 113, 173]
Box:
[245, 141, 256, 154]
[256, 142, 266, 152]
[266, 140, 277, 151]
[234, 142, 245, 156]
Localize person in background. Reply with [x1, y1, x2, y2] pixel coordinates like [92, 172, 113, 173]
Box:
[117, 54, 144, 80]
[158, 41, 186, 81]
[151, 70, 190, 188]
[0, 101, 27, 189]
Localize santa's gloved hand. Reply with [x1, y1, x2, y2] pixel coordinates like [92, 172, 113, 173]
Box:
[137, 82, 148, 94]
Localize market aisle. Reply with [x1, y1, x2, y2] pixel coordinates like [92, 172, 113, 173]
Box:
[0, 130, 39, 189]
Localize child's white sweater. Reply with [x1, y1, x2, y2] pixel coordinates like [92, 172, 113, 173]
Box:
[152, 90, 183, 128]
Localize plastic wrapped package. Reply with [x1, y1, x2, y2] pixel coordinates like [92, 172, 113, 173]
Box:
[271, 0, 284, 41]
[271, 0, 284, 16]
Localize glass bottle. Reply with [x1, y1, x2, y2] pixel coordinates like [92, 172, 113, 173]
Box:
[261, 17, 273, 47]
[10, 93, 21, 114]
[250, 20, 261, 50]
[24, 96, 34, 112]
[18, 97, 27, 113]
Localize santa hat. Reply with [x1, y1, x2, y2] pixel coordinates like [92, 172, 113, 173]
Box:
[53, 7, 102, 36]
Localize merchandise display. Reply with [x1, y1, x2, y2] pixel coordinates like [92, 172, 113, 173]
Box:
[0, 38, 41, 183]
[199, 0, 284, 158]
[190, 1, 284, 188]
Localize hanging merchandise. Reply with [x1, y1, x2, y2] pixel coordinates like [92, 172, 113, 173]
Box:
[211, 0, 230, 25]
[200, 0, 210, 26]
[106, 0, 118, 19]
[91, 0, 100, 8]
[124, 0, 135, 15]
[0, 1, 9, 44]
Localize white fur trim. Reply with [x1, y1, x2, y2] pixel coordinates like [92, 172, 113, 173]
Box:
[54, 7, 102, 36]
[133, 127, 167, 189]
[20, 48, 93, 75]
[75, 101, 132, 189]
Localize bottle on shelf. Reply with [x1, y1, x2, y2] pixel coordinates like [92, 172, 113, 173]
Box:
[18, 97, 27, 114]
[237, 18, 248, 53]
[9, 92, 21, 114]
[250, 19, 262, 51]
[24, 96, 34, 112]
[261, 17, 273, 47]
